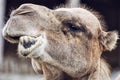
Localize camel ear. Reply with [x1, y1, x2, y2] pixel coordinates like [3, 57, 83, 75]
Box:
[99, 31, 119, 51]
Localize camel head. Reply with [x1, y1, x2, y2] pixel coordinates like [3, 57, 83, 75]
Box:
[2, 3, 119, 80]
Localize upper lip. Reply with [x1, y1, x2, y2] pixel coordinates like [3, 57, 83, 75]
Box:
[9, 36, 21, 41]
[4, 33, 22, 43]
[4, 34, 38, 44]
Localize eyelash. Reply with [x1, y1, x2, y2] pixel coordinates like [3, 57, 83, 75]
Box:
[67, 23, 85, 32]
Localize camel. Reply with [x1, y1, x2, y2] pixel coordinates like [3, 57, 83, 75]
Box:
[2, 3, 119, 80]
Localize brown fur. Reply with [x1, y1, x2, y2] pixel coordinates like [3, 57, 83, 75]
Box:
[2, 3, 119, 80]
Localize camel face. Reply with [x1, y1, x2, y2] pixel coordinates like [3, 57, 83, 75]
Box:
[3, 3, 118, 80]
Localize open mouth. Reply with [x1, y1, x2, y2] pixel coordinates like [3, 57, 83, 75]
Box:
[9, 36, 21, 41]
[5, 35, 22, 43]
[17, 36, 39, 57]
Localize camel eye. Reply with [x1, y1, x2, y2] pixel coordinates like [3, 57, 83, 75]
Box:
[67, 23, 84, 32]
[68, 23, 80, 32]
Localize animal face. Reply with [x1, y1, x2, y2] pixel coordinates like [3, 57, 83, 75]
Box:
[2, 4, 118, 77]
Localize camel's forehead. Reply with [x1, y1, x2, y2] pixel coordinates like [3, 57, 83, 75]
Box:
[55, 8, 102, 35]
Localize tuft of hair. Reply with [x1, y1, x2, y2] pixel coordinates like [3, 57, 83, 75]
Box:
[80, 4, 107, 31]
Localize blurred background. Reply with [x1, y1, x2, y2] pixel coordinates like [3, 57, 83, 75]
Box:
[0, 0, 120, 80]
